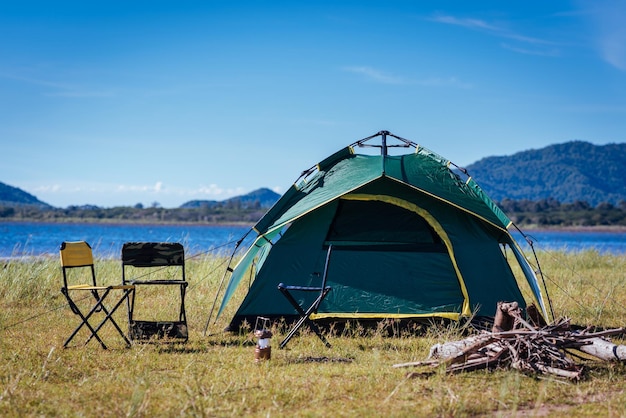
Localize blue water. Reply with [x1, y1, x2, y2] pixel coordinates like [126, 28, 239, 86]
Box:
[0, 222, 252, 259]
[1, 221, 625, 258]
[511, 230, 626, 255]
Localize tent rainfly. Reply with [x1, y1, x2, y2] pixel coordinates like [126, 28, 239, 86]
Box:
[211, 131, 548, 331]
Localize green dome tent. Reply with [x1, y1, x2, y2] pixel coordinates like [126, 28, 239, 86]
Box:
[210, 131, 548, 330]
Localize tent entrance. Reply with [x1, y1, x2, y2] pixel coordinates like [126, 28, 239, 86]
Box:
[325, 199, 447, 252]
[308, 198, 465, 319]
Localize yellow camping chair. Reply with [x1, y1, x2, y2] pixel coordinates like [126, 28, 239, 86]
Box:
[60, 241, 135, 349]
[122, 242, 189, 341]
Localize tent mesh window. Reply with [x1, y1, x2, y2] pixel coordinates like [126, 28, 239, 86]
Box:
[325, 200, 446, 252]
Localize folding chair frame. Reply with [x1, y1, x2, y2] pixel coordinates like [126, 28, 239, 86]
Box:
[60, 241, 135, 349]
[121, 242, 189, 342]
[277, 244, 333, 349]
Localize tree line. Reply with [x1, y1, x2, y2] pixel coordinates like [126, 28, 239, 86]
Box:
[498, 198, 626, 227]
[1, 198, 626, 227]
[0, 201, 266, 224]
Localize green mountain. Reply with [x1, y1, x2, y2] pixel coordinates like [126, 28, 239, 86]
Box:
[0, 181, 52, 208]
[180, 188, 280, 209]
[465, 141, 626, 206]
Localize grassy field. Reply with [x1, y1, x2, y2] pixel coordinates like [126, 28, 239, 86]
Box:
[1, 249, 626, 417]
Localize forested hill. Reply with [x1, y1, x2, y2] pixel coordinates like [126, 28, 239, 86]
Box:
[465, 141, 626, 206]
[180, 188, 280, 209]
[0, 182, 51, 208]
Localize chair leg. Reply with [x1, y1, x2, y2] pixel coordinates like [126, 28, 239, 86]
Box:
[126, 286, 136, 337]
[85, 288, 134, 347]
[279, 313, 331, 349]
[279, 288, 332, 349]
[63, 291, 109, 349]
[179, 285, 188, 342]
[280, 312, 310, 349]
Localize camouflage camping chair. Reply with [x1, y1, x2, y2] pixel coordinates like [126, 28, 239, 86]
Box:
[60, 241, 135, 349]
[122, 242, 189, 342]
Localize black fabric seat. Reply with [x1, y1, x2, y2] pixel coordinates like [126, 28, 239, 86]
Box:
[122, 242, 189, 341]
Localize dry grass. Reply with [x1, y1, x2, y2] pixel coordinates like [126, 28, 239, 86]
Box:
[1, 250, 626, 417]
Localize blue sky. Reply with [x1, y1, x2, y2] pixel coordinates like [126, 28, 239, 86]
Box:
[2, 1, 625, 208]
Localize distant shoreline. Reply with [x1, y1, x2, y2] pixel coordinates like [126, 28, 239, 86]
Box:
[0, 218, 255, 227]
[519, 225, 626, 233]
[2, 218, 625, 232]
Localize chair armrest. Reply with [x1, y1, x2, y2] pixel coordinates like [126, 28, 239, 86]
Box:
[129, 280, 187, 286]
[66, 284, 135, 290]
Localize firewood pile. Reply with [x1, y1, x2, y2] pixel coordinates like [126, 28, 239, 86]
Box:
[394, 302, 626, 381]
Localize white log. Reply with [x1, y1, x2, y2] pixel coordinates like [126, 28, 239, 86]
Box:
[511, 360, 582, 380]
[575, 336, 626, 361]
[428, 334, 491, 360]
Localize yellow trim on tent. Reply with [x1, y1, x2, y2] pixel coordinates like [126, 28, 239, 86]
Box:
[311, 312, 461, 321]
[342, 193, 472, 316]
[386, 176, 509, 235]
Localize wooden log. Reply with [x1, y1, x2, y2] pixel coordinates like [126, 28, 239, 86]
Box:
[442, 336, 500, 366]
[575, 336, 626, 361]
[446, 355, 500, 373]
[573, 328, 625, 340]
[511, 360, 583, 380]
[393, 359, 439, 368]
[427, 334, 490, 360]
[526, 303, 547, 327]
[492, 301, 521, 332]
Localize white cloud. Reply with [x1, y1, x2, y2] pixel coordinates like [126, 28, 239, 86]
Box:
[32, 184, 61, 192]
[578, 0, 626, 70]
[342, 66, 409, 84]
[428, 13, 560, 57]
[429, 14, 553, 45]
[116, 182, 165, 193]
[343, 66, 471, 89]
[26, 180, 254, 208]
[500, 43, 560, 57]
[429, 15, 502, 33]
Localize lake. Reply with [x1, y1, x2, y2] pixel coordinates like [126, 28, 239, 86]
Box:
[1, 221, 625, 259]
[0, 222, 252, 259]
[511, 229, 626, 255]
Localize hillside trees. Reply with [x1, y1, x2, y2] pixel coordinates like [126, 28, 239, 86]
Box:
[0, 198, 625, 227]
[0, 201, 267, 224]
[498, 199, 626, 227]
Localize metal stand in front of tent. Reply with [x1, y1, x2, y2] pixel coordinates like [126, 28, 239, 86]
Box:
[277, 244, 333, 349]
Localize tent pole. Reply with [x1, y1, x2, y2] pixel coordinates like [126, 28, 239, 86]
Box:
[381, 130, 388, 156]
